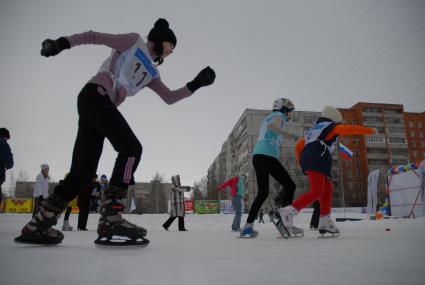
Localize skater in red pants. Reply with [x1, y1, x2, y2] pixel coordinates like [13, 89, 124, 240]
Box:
[15, 19, 215, 247]
[278, 106, 376, 237]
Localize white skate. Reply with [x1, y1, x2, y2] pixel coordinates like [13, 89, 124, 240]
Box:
[290, 225, 304, 238]
[276, 205, 299, 238]
[318, 215, 340, 238]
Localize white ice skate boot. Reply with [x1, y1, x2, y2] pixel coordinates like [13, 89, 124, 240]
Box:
[62, 220, 73, 231]
[277, 205, 298, 237]
[318, 215, 340, 238]
[290, 225, 304, 237]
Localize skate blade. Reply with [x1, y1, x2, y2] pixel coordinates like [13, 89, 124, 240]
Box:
[318, 232, 340, 239]
[271, 214, 291, 239]
[94, 236, 150, 248]
[237, 235, 257, 239]
[238, 232, 259, 238]
[14, 235, 62, 245]
[276, 232, 304, 239]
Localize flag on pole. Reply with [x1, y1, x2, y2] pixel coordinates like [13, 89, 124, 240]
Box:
[339, 143, 353, 159]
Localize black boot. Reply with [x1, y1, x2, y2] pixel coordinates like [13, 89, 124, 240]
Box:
[15, 194, 68, 244]
[178, 217, 187, 231]
[162, 217, 176, 231]
[95, 186, 149, 247]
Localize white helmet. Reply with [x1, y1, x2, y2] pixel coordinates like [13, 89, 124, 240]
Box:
[272, 98, 295, 113]
[321, 105, 342, 123]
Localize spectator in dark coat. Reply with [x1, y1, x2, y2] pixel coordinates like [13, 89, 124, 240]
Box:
[0, 128, 13, 207]
[77, 175, 101, 230]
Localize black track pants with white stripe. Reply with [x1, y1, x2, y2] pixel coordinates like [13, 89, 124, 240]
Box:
[54, 83, 142, 202]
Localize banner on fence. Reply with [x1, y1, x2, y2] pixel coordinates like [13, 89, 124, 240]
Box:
[194, 200, 219, 214]
[4, 198, 33, 213]
[185, 200, 194, 213]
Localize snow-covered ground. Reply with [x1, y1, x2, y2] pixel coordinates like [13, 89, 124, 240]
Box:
[1, 212, 424, 285]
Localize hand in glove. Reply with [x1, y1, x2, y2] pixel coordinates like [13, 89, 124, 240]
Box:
[40, 37, 70, 57]
[186, 66, 216, 92]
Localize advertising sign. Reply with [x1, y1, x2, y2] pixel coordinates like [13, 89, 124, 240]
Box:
[194, 200, 219, 214]
[5, 198, 33, 213]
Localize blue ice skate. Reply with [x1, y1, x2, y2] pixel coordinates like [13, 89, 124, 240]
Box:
[239, 223, 258, 238]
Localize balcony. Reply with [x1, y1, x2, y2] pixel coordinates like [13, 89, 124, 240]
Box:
[363, 121, 384, 127]
[362, 111, 382, 117]
[366, 152, 388, 159]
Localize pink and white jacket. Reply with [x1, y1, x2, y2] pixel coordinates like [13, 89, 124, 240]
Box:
[66, 31, 193, 106]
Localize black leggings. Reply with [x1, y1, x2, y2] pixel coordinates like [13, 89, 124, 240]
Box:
[54, 83, 143, 202]
[64, 207, 72, 221]
[247, 154, 296, 223]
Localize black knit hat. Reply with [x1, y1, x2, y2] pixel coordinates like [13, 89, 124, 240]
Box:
[148, 19, 177, 58]
[0, 128, 10, 139]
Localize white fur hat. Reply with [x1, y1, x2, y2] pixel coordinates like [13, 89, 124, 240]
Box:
[40, 164, 49, 171]
[321, 106, 342, 123]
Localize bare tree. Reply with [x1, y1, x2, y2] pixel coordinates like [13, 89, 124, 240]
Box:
[150, 172, 167, 213]
[17, 170, 30, 182]
[193, 176, 208, 200]
[192, 182, 203, 200]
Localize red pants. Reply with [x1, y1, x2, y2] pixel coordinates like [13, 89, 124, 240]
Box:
[292, 170, 333, 216]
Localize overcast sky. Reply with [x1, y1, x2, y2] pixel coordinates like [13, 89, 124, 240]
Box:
[1, 0, 424, 188]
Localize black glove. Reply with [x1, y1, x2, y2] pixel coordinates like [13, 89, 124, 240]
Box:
[40, 37, 70, 57]
[186, 66, 216, 92]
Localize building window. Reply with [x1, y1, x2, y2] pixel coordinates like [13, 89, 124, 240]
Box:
[383, 108, 401, 114]
[353, 139, 360, 146]
[303, 117, 317, 124]
[410, 131, 416, 137]
[364, 117, 383, 123]
[363, 107, 380, 113]
[387, 127, 404, 133]
[409, 122, 414, 128]
[388, 137, 406, 144]
[391, 148, 408, 155]
[421, 141, 425, 147]
[391, 159, 408, 165]
[418, 122, 422, 128]
[420, 131, 424, 138]
[413, 151, 418, 158]
[368, 159, 388, 165]
[366, 136, 385, 143]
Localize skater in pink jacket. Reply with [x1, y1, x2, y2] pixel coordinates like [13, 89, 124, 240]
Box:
[16, 19, 216, 247]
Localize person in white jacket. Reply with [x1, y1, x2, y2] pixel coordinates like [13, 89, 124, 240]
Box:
[32, 164, 51, 217]
[162, 175, 191, 231]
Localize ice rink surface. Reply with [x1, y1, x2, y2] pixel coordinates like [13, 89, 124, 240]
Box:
[1, 213, 424, 285]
